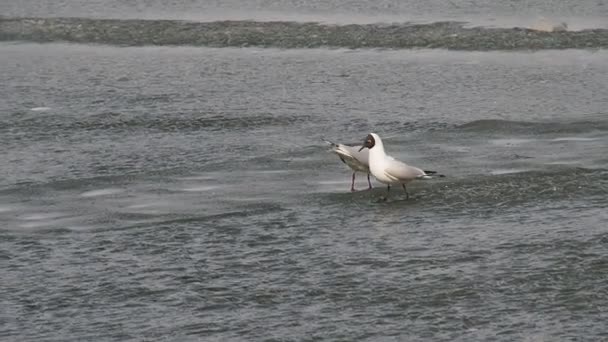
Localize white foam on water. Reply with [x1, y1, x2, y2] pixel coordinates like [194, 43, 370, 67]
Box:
[551, 137, 599, 142]
[80, 188, 125, 197]
[245, 170, 289, 174]
[127, 203, 155, 209]
[19, 221, 48, 229]
[18, 222, 85, 230]
[176, 175, 217, 181]
[0, 205, 17, 213]
[17, 212, 78, 229]
[545, 160, 582, 165]
[489, 169, 531, 175]
[228, 196, 274, 202]
[63, 225, 97, 232]
[490, 138, 536, 146]
[179, 185, 219, 192]
[21, 212, 67, 221]
[125, 202, 167, 215]
[30, 107, 52, 112]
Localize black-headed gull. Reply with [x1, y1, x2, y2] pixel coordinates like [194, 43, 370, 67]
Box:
[324, 140, 373, 192]
[358, 133, 443, 199]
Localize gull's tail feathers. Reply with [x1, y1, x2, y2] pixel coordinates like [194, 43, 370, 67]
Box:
[322, 138, 339, 148]
[323, 138, 369, 171]
[323, 138, 351, 157]
[417, 170, 446, 179]
[323, 138, 350, 165]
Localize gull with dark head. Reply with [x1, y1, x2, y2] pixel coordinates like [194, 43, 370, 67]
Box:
[324, 139, 373, 192]
[359, 133, 443, 199]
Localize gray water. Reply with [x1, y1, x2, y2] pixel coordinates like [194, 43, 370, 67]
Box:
[1, 1, 608, 341]
[2, 0, 608, 29]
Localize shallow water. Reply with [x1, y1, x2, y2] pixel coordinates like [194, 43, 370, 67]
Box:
[2, 0, 608, 29]
[1, 31, 607, 342]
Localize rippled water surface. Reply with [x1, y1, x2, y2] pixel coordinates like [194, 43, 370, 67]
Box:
[2, 0, 608, 28]
[1, 7, 608, 340]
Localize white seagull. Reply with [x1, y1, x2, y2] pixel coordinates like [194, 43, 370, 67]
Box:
[358, 133, 443, 199]
[324, 139, 373, 192]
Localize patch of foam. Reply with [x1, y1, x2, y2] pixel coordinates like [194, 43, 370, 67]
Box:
[80, 188, 124, 197]
[17, 212, 79, 229]
[545, 160, 581, 165]
[19, 221, 81, 230]
[489, 169, 531, 175]
[551, 137, 599, 142]
[529, 17, 568, 32]
[0, 205, 17, 213]
[64, 225, 96, 232]
[179, 185, 219, 192]
[245, 170, 289, 174]
[19, 221, 48, 229]
[228, 196, 273, 202]
[127, 203, 155, 209]
[176, 175, 217, 181]
[125, 202, 166, 215]
[30, 107, 51, 112]
[21, 212, 66, 221]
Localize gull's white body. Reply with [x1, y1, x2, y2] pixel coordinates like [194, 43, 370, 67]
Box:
[368, 144, 427, 185]
[366, 133, 436, 187]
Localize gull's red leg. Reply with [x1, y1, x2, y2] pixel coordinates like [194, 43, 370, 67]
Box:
[402, 184, 409, 199]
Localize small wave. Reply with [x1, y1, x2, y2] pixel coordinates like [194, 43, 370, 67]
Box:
[30, 107, 51, 112]
[122, 203, 286, 228]
[80, 188, 124, 197]
[551, 137, 600, 142]
[178, 185, 219, 192]
[489, 168, 534, 175]
[2, 17, 608, 50]
[4, 111, 311, 133]
[20, 212, 67, 221]
[319, 166, 608, 210]
[73, 113, 311, 132]
[456, 119, 608, 134]
[0, 205, 18, 213]
[529, 18, 569, 33]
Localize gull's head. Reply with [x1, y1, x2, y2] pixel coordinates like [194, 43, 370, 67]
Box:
[358, 133, 378, 151]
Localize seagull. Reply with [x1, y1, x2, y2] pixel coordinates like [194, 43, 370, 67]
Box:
[324, 139, 373, 192]
[358, 133, 443, 199]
